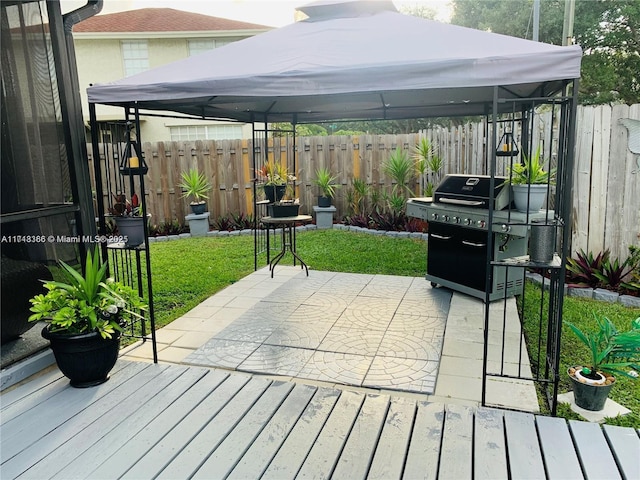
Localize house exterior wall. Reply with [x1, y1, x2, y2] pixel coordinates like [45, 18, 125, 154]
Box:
[74, 32, 262, 142]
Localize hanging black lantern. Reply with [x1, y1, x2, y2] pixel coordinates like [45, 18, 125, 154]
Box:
[119, 122, 148, 175]
[496, 132, 519, 157]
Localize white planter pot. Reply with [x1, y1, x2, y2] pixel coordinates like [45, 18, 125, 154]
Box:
[512, 184, 548, 213]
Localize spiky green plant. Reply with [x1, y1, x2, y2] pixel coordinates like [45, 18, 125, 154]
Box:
[413, 138, 443, 195]
[348, 177, 369, 215]
[383, 148, 415, 196]
[179, 168, 212, 203]
[508, 146, 556, 185]
[29, 248, 146, 338]
[313, 167, 340, 198]
[564, 313, 640, 378]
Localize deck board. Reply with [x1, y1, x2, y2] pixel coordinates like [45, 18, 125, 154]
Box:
[570, 420, 623, 480]
[438, 403, 474, 479]
[1, 360, 637, 480]
[603, 424, 640, 480]
[193, 381, 295, 479]
[261, 387, 341, 479]
[51, 365, 211, 479]
[474, 407, 508, 479]
[227, 383, 318, 480]
[402, 402, 445, 480]
[89, 367, 230, 479]
[332, 394, 389, 480]
[505, 411, 547, 479]
[536, 415, 584, 479]
[296, 389, 365, 479]
[367, 396, 416, 480]
[0, 368, 65, 414]
[156, 375, 272, 479]
[24, 364, 184, 480]
[2, 361, 150, 477]
[122, 370, 251, 479]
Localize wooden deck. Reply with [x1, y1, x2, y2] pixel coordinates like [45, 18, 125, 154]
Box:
[1, 360, 638, 480]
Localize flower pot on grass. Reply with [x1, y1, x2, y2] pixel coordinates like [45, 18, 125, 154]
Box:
[567, 367, 615, 411]
[564, 313, 640, 412]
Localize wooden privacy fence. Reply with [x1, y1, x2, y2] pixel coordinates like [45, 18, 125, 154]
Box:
[87, 104, 639, 260]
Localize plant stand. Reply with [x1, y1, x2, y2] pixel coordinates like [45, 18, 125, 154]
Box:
[313, 205, 336, 229]
[185, 212, 210, 236]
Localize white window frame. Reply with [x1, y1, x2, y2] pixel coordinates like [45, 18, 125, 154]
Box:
[121, 40, 149, 77]
[169, 124, 243, 141]
[188, 38, 235, 57]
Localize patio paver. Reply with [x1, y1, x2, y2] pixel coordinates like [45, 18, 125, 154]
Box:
[182, 268, 451, 394]
[121, 266, 539, 410]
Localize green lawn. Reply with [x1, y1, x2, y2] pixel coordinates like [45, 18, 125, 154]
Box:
[145, 229, 639, 427]
[147, 230, 427, 329]
[520, 282, 640, 428]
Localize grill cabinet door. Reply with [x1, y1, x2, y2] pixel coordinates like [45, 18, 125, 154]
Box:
[427, 223, 491, 293]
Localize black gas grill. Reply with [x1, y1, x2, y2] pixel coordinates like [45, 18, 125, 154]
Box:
[407, 175, 545, 301]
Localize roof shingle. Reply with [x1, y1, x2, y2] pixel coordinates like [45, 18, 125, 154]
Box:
[74, 8, 269, 33]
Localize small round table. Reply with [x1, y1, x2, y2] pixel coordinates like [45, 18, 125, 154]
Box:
[261, 215, 312, 277]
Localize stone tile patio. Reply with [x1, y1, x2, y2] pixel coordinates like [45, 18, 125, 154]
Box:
[184, 270, 450, 394]
[120, 266, 540, 412]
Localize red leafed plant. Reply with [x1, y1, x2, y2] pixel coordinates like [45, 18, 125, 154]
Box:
[566, 249, 610, 288]
[108, 193, 141, 217]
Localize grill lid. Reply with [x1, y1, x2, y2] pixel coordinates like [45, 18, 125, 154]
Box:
[434, 174, 510, 210]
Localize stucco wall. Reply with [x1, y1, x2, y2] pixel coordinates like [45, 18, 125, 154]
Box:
[74, 35, 254, 141]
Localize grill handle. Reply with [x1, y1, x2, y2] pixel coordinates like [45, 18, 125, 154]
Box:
[438, 198, 485, 207]
[462, 240, 486, 248]
[430, 234, 453, 241]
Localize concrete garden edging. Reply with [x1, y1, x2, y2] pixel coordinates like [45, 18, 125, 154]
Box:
[147, 223, 429, 243]
[525, 271, 640, 307]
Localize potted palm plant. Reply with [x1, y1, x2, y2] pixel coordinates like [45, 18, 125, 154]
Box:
[29, 248, 147, 387]
[564, 313, 640, 411]
[313, 167, 340, 207]
[508, 146, 556, 212]
[179, 168, 212, 215]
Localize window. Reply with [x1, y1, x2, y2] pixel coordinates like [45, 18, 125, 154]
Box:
[188, 39, 234, 56]
[169, 125, 243, 141]
[121, 40, 149, 76]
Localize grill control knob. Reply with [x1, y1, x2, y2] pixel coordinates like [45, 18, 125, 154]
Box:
[431, 213, 439, 221]
[443, 215, 450, 222]
[452, 216, 460, 223]
[463, 218, 472, 226]
[477, 220, 486, 228]
[501, 224, 511, 233]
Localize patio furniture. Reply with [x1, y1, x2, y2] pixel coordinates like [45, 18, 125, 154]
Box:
[261, 215, 312, 277]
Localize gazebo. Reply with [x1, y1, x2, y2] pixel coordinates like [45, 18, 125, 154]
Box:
[86, 0, 582, 413]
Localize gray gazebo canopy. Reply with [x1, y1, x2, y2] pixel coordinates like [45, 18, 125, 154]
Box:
[87, 0, 582, 123]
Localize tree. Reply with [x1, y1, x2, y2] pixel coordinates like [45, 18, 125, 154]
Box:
[449, 0, 639, 105]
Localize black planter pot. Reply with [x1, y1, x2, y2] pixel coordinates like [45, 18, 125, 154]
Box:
[190, 202, 207, 215]
[268, 203, 300, 218]
[42, 326, 121, 388]
[317, 195, 332, 208]
[264, 185, 286, 203]
[568, 368, 615, 411]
